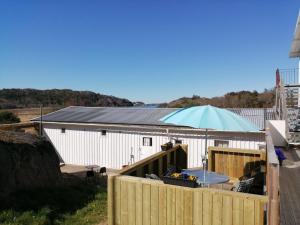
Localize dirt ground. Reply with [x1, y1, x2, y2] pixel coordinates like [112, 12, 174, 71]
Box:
[60, 164, 119, 177]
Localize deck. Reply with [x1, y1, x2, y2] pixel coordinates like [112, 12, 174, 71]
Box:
[280, 147, 300, 225]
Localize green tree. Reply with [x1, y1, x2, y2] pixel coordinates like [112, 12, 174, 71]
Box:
[0, 111, 21, 124]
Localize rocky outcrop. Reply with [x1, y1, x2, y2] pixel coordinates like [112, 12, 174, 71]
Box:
[0, 131, 61, 196]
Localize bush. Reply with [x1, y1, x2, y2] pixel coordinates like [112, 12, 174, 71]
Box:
[0, 111, 20, 124]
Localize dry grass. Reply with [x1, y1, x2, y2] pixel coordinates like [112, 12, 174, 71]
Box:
[0, 107, 61, 122]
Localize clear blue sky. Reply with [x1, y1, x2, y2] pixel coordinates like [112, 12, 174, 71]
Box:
[0, 1, 299, 103]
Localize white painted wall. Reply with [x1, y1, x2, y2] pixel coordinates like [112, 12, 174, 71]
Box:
[43, 124, 265, 169]
[266, 120, 287, 147]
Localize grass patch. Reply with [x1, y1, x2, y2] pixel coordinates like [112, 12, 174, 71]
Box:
[0, 180, 107, 225]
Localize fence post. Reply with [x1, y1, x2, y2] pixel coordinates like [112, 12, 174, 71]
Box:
[268, 164, 280, 225]
[108, 175, 116, 225]
[266, 131, 280, 225]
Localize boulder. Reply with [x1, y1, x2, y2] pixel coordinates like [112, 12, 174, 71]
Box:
[0, 131, 61, 196]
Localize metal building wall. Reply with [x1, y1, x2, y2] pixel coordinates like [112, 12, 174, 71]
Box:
[43, 124, 265, 169]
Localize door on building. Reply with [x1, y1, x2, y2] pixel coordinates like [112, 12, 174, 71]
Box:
[140, 137, 153, 159]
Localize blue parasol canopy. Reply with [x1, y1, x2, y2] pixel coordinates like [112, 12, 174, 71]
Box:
[160, 105, 259, 132]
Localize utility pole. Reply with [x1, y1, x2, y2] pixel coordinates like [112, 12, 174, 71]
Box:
[39, 104, 43, 136]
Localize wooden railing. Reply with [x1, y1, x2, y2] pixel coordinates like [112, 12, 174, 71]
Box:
[108, 175, 268, 225]
[266, 131, 280, 225]
[119, 144, 188, 177]
[208, 147, 266, 179]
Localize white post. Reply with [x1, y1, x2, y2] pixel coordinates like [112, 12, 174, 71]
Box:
[204, 129, 208, 186]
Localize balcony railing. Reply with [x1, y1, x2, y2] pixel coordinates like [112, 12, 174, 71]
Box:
[278, 68, 299, 86]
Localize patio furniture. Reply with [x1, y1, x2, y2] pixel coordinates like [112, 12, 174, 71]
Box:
[162, 175, 198, 188]
[86, 170, 95, 178]
[86, 164, 101, 172]
[181, 169, 229, 186]
[232, 177, 255, 193]
[99, 167, 107, 176]
[145, 173, 160, 180]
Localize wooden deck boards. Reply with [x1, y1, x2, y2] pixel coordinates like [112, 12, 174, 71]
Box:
[280, 148, 300, 225]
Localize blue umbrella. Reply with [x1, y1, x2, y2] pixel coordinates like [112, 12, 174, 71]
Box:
[160, 105, 259, 132]
[160, 105, 259, 183]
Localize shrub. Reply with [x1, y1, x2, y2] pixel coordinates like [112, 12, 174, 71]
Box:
[0, 111, 20, 124]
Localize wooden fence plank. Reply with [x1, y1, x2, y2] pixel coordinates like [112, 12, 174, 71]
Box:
[114, 177, 121, 225]
[203, 191, 213, 225]
[212, 192, 223, 225]
[233, 198, 244, 225]
[254, 200, 264, 225]
[166, 186, 176, 225]
[193, 190, 203, 225]
[128, 181, 136, 225]
[120, 181, 128, 225]
[158, 158, 163, 177]
[175, 188, 184, 225]
[143, 184, 151, 225]
[244, 199, 255, 225]
[183, 189, 193, 225]
[158, 185, 167, 225]
[222, 195, 233, 225]
[135, 181, 143, 225]
[151, 185, 159, 225]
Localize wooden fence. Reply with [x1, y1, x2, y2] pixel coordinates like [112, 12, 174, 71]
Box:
[108, 175, 268, 225]
[119, 144, 188, 177]
[208, 147, 266, 179]
[265, 131, 280, 225]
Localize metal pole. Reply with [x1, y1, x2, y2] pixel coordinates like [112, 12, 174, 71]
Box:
[39, 105, 43, 136]
[203, 128, 208, 185]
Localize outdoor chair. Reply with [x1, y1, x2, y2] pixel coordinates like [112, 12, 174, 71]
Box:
[99, 167, 107, 176]
[232, 177, 255, 193]
[86, 170, 95, 178]
[145, 174, 161, 180]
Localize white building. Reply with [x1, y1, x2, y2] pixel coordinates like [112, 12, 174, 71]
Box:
[33, 106, 273, 169]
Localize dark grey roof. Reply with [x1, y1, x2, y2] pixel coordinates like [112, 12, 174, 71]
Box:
[33, 106, 179, 126]
[33, 106, 276, 130]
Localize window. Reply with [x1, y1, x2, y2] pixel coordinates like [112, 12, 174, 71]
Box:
[101, 130, 107, 136]
[143, 137, 152, 146]
[214, 140, 229, 148]
[175, 139, 182, 144]
[61, 128, 66, 133]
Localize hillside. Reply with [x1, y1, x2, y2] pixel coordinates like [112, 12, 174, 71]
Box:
[161, 89, 275, 108]
[0, 88, 133, 109]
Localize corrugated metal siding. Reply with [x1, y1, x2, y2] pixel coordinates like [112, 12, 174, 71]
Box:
[228, 108, 276, 130]
[44, 125, 265, 169]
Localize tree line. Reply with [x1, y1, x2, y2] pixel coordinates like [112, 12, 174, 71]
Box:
[0, 88, 133, 109]
[160, 89, 275, 108]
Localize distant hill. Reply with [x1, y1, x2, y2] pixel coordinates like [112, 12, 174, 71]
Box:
[161, 89, 275, 108]
[0, 88, 133, 109]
